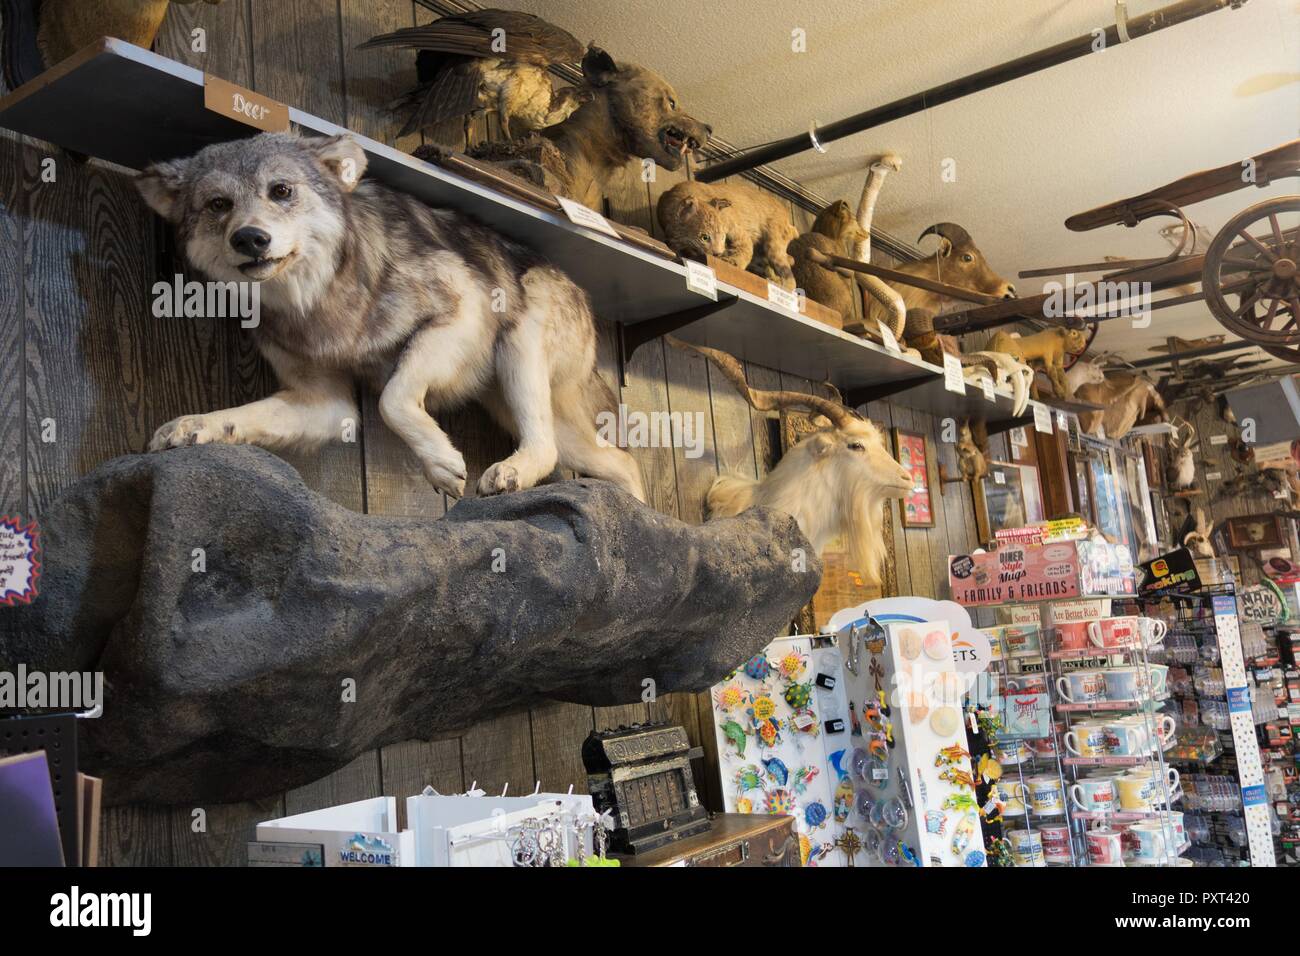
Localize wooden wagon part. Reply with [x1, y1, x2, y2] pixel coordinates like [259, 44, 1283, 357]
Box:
[1065, 140, 1300, 232]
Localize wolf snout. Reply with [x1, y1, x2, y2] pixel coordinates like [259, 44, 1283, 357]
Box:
[230, 226, 273, 258]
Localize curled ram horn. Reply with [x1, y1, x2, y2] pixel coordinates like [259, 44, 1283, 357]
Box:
[917, 222, 973, 249]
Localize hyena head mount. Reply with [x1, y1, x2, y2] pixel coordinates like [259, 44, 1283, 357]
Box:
[578, 45, 711, 173]
[136, 133, 367, 310]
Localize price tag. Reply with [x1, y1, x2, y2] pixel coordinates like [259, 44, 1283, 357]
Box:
[204, 75, 290, 132]
[872, 768, 889, 781]
[942, 353, 966, 394]
[556, 197, 621, 238]
[877, 321, 902, 356]
[979, 377, 996, 402]
[1206, 471, 1221, 482]
[767, 282, 801, 313]
[993, 471, 1006, 485]
[1210, 434, 1229, 446]
[1033, 403, 1053, 434]
[683, 259, 717, 300]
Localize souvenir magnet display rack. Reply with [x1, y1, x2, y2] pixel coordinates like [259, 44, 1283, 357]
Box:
[1142, 584, 1277, 866]
[708, 635, 854, 866]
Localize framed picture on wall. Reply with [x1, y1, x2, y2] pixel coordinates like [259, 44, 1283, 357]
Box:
[975, 462, 1029, 542]
[892, 428, 935, 528]
[1225, 514, 1284, 550]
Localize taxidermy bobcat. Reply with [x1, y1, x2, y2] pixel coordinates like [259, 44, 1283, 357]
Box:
[656, 180, 799, 290]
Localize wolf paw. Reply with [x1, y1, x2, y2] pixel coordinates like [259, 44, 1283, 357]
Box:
[478, 462, 520, 497]
[423, 456, 467, 498]
[149, 415, 238, 451]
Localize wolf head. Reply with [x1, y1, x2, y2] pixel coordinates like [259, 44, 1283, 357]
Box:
[136, 133, 367, 300]
[580, 46, 711, 172]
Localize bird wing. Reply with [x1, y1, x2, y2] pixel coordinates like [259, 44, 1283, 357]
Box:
[359, 9, 582, 65]
[395, 60, 482, 137]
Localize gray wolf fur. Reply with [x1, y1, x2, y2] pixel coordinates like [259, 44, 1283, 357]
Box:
[136, 131, 645, 502]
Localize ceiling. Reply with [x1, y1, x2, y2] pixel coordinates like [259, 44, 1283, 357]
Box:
[495, 0, 1300, 371]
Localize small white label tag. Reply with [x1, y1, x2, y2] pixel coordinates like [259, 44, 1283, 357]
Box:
[980, 377, 996, 402]
[1210, 434, 1229, 446]
[1206, 471, 1222, 482]
[942, 353, 966, 394]
[1057, 411, 1069, 431]
[1033, 403, 1053, 434]
[683, 259, 717, 300]
[878, 321, 902, 356]
[556, 197, 621, 238]
[767, 282, 801, 313]
[993, 471, 1006, 485]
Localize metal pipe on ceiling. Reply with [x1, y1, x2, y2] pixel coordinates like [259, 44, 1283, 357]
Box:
[695, 0, 1247, 183]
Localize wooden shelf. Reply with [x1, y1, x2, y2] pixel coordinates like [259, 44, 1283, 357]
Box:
[0, 38, 1037, 425]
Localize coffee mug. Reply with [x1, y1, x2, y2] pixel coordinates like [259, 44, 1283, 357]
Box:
[1114, 772, 1157, 811]
[1103, 667, 1151, 702]
[996, 779, 1028, 815]
[1039, 823, 1072, 863]
[1157, 810, 1187, 849]
[1103, 719, 1148, 757]
[1056, 670, 1107, 704]
[1116, 713, 1175, 752]
[1136, 617, 1168, 648]
[1070, 776, 1116, 813]
[1126, 766, 1180, 805]
[1055, 621, 1092, 651]
[1147, 664, 1170, 700]
[1086, 827, 1124, 867]
[1007, 828, 1045, 867]
[1026, 775, 1065, 816]
[992, 740, 1030, 765]
[1131, 823, 1169, 863]
[1006, 673, 1048, 694]
[1064, 723, 1110, 758]
[1088, 616, 1146, 649]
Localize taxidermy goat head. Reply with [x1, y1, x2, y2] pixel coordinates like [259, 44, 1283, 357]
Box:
[1178, 507, 1215, 558]
[668, 339, 912, 586]
[1165, 418, 1197, 490]
[863, 223, 1016, 327]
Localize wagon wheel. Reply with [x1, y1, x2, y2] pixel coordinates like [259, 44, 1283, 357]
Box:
[1202, 197, 1300, 347]
[1262, 342, 1300, 363]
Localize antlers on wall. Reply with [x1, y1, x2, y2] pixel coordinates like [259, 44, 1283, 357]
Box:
[665, 337, 859, 429]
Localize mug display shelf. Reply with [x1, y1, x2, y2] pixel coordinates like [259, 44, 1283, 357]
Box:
[0, 37, 1039, 429]
[1049, 644, 1149, 661]
[1054, 699, 1151, 713]
[1062, 755, 1146, 767]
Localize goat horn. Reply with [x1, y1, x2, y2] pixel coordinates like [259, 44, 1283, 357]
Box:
[666, 337, 859, 429]
[918, 222, 972, 247]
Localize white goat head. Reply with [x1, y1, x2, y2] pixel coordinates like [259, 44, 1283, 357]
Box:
[1065, 359, 1106, 396]
[670, 339, 912, 586]
[1166, 417, 1197, 490]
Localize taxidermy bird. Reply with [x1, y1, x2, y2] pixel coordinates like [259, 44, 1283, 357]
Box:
[2, 0, 222, 90]
[359, 9, 589, 140]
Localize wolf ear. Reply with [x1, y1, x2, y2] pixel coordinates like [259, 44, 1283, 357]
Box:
[136, 158, 190, 222]
[308, 135, 367, 192]
[581, 45, 619, 86]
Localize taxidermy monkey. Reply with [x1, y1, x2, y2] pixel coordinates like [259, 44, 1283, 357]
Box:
[788, 200, 871, 322]
[360, 8, 588, 139]
[2, 0, 222, 89]
[657, 180, 799, 290]
[986, 326, 1089, 399]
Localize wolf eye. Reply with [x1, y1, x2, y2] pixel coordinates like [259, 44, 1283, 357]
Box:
[270, 183, 294, 201]
[207, 197, 232, 213]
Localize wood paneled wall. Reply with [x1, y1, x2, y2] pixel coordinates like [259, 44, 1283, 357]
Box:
[0, 0, 987, 864]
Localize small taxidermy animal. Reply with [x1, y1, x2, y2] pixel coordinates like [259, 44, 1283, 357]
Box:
[1165, 418, 1197, 490]
[657, 180, 799, 290]
[135, 131, 645, 503]
[360, 8, 588, 139]
[986, 326, 1089, 399]
[2, 0, 222, 89]
[788, 200, 870, 323]
[1177, 507, 1215, 558]
[1075, 371, 1166, 440]
[955, 419, 989, 483]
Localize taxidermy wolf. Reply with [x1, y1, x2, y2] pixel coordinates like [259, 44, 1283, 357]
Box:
[136, 131, 646, 502]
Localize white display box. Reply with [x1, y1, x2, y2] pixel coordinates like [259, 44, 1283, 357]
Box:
[406, 793, 595, 867]
[255, 797, 414, 867]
